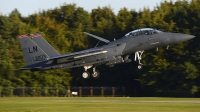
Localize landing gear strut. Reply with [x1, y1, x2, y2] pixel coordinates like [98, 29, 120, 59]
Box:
[135, 50, 144, 69]
[82, 65, 100, 79]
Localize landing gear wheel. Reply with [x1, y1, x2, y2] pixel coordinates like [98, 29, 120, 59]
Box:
[82, 71, 90, 79]
[138, 65, 142, 69]
[92, 70, 100, 78]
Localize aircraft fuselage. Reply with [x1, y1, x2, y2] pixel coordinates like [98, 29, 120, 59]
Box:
[27, 31, 194, 71]
[19, 28, 195, 78]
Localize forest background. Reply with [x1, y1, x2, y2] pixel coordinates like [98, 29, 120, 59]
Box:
[0, 0, 200, 97]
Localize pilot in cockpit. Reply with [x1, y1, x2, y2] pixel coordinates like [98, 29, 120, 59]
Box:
[144, 30, 149, 35]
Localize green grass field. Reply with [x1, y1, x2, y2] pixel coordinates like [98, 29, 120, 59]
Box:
[0, 97, 200, 112]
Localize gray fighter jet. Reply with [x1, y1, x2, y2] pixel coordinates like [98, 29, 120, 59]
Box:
[17, 28, 195, 79]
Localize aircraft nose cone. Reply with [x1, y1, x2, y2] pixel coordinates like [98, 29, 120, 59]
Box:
[173, 33, 195, 43]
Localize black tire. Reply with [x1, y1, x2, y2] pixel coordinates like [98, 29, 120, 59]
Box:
[92, 70, 100, 78]
[82, 71, 90, 79]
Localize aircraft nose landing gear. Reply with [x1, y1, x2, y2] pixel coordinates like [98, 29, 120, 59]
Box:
[135, 50, 144, 69]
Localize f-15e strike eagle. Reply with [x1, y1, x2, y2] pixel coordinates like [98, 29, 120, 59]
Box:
[17, 28, 195, 79]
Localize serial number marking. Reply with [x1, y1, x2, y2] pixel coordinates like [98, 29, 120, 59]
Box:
[32, 55, 46, 62]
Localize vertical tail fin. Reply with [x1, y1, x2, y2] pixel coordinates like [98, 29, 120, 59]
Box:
[18, 34, 49, 65]
[31, 33, 60, 57]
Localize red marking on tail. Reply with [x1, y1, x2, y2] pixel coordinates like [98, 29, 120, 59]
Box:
[31, 34, 41, 38]
[18, 34, 27, 39]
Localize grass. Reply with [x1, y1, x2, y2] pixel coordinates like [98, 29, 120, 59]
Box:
[0, 97, 200, 112]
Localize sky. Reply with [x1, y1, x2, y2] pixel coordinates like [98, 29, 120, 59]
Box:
[0, 0, 174, 16]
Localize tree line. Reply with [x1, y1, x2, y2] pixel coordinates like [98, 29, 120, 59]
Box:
[0, 0, 200, 97]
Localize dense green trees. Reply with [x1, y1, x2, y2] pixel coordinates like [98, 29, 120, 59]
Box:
[0, 0, 200, 96]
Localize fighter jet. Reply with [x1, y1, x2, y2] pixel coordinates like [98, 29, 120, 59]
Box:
[17, 28, 195, 79]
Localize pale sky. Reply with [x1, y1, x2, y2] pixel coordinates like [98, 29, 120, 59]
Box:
[0, 0, 176, 16]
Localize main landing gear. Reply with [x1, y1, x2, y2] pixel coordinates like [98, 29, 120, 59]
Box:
[135, 50, 144, 69]
[82, 65, 100, 79]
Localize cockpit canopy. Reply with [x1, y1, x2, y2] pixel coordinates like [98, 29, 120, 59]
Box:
[125, 28, 163, 37]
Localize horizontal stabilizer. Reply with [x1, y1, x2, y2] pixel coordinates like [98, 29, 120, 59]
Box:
[83, 32, 110, 43]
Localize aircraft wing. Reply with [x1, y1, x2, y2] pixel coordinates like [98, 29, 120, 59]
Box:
[83, 32, 110, 43]
[46, 48, 107, 64]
